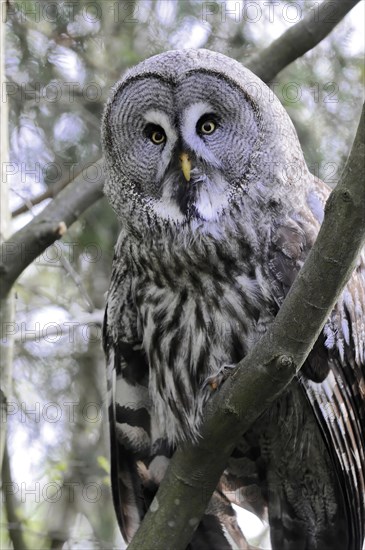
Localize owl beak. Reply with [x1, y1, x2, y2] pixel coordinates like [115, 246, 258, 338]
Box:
[179, 152, 191, 182]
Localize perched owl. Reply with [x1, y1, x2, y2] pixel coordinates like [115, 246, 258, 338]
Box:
[102, 49, 365, 550]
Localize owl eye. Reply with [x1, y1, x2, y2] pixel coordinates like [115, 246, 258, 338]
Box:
[145, 123, 166, 145]
[200, 121, 216, 134]
[151, 130, 165, 144]
[197, 114, 217, 136]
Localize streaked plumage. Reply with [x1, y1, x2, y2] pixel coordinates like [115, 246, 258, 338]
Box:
[102, 49, 365, 549]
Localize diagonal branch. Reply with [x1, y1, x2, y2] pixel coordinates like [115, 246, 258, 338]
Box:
[0, 160, 104, 300]
[11, 156, 102, 218]
[246, 0, 360, 82]
[127, 104, 365, 550]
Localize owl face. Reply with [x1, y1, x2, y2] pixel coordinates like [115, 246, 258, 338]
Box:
[103, 50, 308, 231]
[104, 71, 259, 224]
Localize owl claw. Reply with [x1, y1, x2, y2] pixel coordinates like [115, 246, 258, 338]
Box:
[203, 364, 237, 392]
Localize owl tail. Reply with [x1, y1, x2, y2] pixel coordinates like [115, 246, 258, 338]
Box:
[187, 490, 250, 550]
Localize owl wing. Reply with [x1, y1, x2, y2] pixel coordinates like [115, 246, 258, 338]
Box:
[103, 235, 250, 548]
[301, 243, 365, 546]
[266, 175, 365, 549]
[103, 244, 153, 542]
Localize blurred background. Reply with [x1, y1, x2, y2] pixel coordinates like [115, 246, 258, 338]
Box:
[1, 1, 364, 548]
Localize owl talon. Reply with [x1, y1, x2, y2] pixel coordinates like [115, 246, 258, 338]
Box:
[203, 364, 237, 392]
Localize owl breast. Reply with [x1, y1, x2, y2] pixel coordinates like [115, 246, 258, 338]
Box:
[129, 229, 274, 444]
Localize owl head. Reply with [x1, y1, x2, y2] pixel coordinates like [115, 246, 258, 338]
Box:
[102, 49, 308, 230]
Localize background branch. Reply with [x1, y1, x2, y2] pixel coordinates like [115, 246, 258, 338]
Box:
[0, 0, 15, 477]
[128, 104, 365, 550]
[11, 155, 102, 218]
[0, 159, 104, 300]
[246, 0, 360, 82]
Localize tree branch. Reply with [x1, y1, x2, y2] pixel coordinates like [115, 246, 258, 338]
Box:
[11, 156, 102, 218]
[0, 160, 104, 300]
[127, 104, 365, 550]
[0, 0, 15, 476]
[246, 0, 360, 82]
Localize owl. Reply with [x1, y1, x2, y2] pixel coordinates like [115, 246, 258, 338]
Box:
[101, 49, 365, 549]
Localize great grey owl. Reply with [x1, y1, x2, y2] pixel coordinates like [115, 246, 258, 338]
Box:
[102, 49, 365, 550]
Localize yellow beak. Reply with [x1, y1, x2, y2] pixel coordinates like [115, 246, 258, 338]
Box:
[179, 152, 191, 182]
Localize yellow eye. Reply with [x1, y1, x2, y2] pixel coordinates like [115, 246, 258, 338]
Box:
[200, 120, 216, 135]
[145, 123, 166, 145]
[151, 130, 166, 144]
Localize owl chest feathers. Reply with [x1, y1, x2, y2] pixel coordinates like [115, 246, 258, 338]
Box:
[126, 225, 275, 442]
